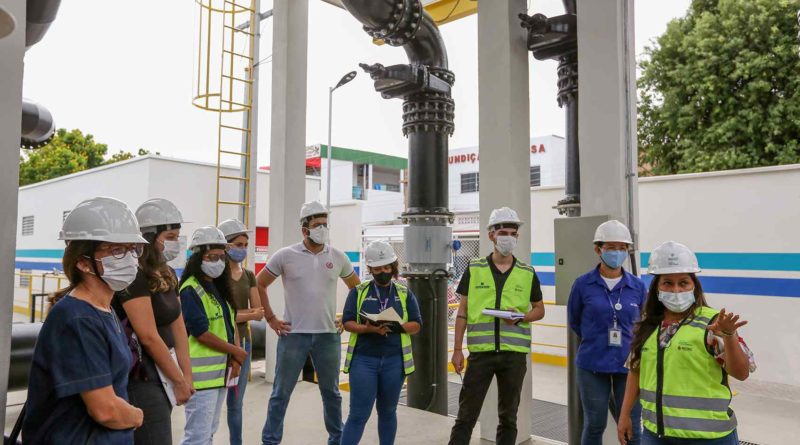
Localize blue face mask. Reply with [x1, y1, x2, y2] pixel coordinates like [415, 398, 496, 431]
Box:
[601, 250, 628, 269]
[227, 247, 247, 263]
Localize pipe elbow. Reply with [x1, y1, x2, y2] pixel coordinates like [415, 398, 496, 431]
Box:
[21, 98, 55, 149]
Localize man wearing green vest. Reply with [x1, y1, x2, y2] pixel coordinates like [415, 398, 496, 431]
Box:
[449, 207, 546, 445]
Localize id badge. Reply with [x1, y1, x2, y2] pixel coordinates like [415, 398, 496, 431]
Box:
[609, 327, 622, 347]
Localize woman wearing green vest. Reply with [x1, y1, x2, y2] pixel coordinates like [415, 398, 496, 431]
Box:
[340, 240, 422, 445]
[617, 241, 756, 445]
[178, 226, 248, 445]
[218, 218, 264, 445]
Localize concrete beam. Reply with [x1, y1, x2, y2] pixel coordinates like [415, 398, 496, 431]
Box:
[265, 0, 309, 382]
[477, 0, 533, 442]
[0, 0, 25, 431]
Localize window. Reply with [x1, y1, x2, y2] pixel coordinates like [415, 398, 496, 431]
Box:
[530, 165, 541, 187]
[21, 216, 34, 236]
[62, 210, 71, 223]
[19, 269, 32, 288]
[461, 172, 479, 193]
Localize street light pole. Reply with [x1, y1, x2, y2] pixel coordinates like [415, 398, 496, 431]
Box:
[325, 70, 357, 211]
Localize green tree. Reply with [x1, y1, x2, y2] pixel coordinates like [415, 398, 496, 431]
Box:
[18, 128, 147, 186]
[638, 0, 800, 175]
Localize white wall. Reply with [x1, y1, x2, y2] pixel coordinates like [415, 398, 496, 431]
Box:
[320, 158, 354, 204]
[361, 189, 404, 224]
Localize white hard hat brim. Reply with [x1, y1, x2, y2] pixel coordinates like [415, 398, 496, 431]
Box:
[59, 232, 149, 244]
[366, 256, 398, 268]
[486, 220, 524, 230]
[649, 266, 702, 275]
[224, 230, 252, 240]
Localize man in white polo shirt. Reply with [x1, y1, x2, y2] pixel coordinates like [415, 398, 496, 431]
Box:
[257, 201, 360, 445]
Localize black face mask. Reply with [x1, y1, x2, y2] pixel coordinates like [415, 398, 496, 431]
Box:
[373, 272, 393, 286]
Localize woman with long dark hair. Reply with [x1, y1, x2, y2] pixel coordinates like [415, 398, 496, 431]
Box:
[112, 198, 194, 444]
[178, 226, 247, 445]
[340, 240, 421, 445]
[617, 242, 756, 445]
[23, 197, 145, 443]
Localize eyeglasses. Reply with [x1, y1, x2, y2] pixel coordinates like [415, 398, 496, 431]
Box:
[203, 253, 227, 262]
[102, 244, 144, 259]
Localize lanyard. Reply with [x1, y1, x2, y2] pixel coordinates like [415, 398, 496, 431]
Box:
[372, 281, 395, 312]
[605, 287, 623, 326]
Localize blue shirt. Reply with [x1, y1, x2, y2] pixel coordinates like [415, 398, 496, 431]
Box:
[567, 266, 647, 373]
[180, 279, 236, 344]
[342, 282, 422, 358]
[23, 296, 134, 444]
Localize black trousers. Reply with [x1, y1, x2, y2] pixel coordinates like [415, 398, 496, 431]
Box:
[449, 351, 528, 445]
[127, 379, 173, 445]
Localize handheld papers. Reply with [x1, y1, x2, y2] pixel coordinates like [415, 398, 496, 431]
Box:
[360, 307, 403, 324]
[481, 309, 525, 320]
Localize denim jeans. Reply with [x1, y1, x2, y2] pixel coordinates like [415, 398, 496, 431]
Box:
[642, 429, 739, 444]
[227, 337, 252, 445]
[576, 367, 642, 445]
[262, 333, 343, 445]
[341, 353, 405, 445]
[180, 388, 227, 445]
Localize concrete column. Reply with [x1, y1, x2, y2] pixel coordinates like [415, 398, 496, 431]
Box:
[0, 0, 25, 430]
[577, 0, 638, 232]
[265, 0, 308, 382]
[477, 1, 532, 442]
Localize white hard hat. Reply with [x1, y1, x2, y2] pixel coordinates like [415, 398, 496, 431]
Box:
[59, 197, 148, 244]
[135, 198, 185, 233]
[487, 207, 524, 230]
[300, 200, 329, 223]
[189, 226, 227, 249]
[648, 241, 701, 275]
[218, 219, 251, 241]
[365, 240, 398, 267]
[593, 220, 633, 244]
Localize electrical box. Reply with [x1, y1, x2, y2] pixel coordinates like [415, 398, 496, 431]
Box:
[403, 225, 452, 265]
[554, 215, 612, 305]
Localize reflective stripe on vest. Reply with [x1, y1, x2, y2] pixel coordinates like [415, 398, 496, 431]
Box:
[180, 276, 236, 390]
[466, 258, 533, 353]
[639, 306, 736, 439]
[343, 281, 415, 375]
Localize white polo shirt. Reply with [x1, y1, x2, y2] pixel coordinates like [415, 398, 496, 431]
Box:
[265, 242, 354, 334]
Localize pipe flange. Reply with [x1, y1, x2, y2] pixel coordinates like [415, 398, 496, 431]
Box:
[402, 93, 455, 136]
[401, 210, 454, 224]
[556, 53, 578, 107]
[428, 67, 455, 86]
[363, 0, 423, 47]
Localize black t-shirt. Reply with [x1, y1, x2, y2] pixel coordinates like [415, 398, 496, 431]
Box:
[456, 255, 543, 303]
[113, 268, 182, 381]
[23, 296, 133, 444]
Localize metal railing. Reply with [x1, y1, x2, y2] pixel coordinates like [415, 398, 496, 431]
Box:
[13, 271, 66, 322]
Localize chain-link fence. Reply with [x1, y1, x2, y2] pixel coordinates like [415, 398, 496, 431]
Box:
[362, 234, 481, 326]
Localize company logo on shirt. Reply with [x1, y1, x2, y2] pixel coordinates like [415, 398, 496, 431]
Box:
[326, 262, 334, 269]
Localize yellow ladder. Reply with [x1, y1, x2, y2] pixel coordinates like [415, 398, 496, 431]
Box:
[215, 0, 257, 226]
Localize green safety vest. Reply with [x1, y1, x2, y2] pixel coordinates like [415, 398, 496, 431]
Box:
[466, 257, 533, 353]
[640, 306, 736, 439]
[180, 276, 237, 390]
[343, 280, 415, 375]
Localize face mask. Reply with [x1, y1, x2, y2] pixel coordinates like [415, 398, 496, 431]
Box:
[601, 250, 628, 269]
[495, 235, 517, 257]
[97, 252, 139, 291]
[201, 259, 226, 279]
[658, 290, 696, 313]
[308, 226, 329, 245]
[227, 247, 247, 263]
[373, 271, 393, 286]
[161, 240, 182, 262]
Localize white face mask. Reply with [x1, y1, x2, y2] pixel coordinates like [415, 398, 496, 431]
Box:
[495, 235, 517, 257]
[97, 252, 139, 291]
[161, 239, 182, 262]
[201, 259, 226, 279]
[658, 290, 696, 313]
[308, 226, 329, 245]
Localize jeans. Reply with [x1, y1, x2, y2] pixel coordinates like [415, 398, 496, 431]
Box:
[262, 333, 343, 445]
[577, 367, 641, 445]
[127, 379, 173, 445]
[449, 351, 528, 445]
[227, 337, 252, 445]
[642, 429, 739, 444]
[341, 353, 406, 445]
[180, 388, 227, 445]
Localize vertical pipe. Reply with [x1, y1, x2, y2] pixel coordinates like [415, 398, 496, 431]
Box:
[326, 87, 334, 209]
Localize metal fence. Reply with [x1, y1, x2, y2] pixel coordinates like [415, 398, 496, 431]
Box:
[13, 271, 67, 322]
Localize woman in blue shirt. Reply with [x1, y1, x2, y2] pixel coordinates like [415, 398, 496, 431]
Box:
[178, 226, 247, 445]
[23, 197, 146, 444]
[340, 241, 422, 445]
[567, 220, 646, 445]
